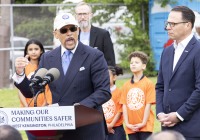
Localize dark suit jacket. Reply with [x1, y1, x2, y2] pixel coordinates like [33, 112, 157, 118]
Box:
[156, 36, 200, 138]
[15, 42, 111, 140]
[79, 25, 116, 66]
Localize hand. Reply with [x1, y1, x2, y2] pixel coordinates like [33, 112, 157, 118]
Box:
[160, 112, 180, 127]
[126, 123, 139, 132]
[134, 123, 145, 130]
[15, 55, 29, 75]
[157, 112, 168, 122]
[107, 123, 115, 134]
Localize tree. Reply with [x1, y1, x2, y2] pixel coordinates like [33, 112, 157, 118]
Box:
[13, 0, 176, 76]
[13, 0, 63, 45]
[85, 0, 178, 76]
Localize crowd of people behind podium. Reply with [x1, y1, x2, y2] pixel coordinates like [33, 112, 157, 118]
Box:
[4, 1, 199, 140]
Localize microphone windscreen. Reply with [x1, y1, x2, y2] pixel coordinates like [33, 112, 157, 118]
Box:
[35, 68, 48, 78]
[46, 68, 60, 81]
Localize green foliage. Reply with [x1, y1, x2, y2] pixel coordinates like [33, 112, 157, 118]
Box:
[85, 0, 179, 76]
[14, 0, 62, 4]
[13, 0, 63, 45]
[86, 0, 157, 76]
[12, 0, 174, 76]
[15, 18, 54, 45]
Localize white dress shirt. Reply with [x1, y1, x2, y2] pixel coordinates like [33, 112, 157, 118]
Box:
[173, 33, 193, 70]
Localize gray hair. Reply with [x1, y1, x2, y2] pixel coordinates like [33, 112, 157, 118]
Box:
[75, 2, 92, 13]
[146, 130, 185, 140]
[0, 125, 22, 140]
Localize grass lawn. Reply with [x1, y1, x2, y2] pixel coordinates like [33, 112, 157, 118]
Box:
[0, 76, 160, 140]
[0, 88, 28, 140]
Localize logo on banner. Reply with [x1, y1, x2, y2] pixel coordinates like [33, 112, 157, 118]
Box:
[0, 111, 8, 125]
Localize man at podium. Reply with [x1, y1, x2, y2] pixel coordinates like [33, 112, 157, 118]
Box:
[13, 12, 111, 140]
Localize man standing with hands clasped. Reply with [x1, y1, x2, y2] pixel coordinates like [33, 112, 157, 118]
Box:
[156, 6, 200, 140]
[13, 12, 111, 140]
[75, 2, 116, 66]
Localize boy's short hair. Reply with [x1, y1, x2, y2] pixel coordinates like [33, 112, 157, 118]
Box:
[128, 51, 149, 64]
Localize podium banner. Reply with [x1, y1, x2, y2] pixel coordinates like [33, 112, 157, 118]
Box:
[0, 106, 75, 130]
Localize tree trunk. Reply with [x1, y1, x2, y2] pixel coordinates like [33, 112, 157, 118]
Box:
[0, 0, 11, 88]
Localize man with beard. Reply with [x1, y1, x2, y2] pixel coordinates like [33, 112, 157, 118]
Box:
[75, 2, 116, 66]
[13, 12, 111, 140]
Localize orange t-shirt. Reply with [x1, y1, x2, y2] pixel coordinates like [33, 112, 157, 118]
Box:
[120, 76, 155, 134]
[103, 86, 123, 127]
[19, 63, 52, 107]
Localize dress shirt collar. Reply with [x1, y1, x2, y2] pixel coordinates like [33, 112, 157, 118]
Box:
[173, 33, 193, 50]
[61, 41, 79, 57]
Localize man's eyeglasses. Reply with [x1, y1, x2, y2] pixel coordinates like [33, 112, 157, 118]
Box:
[165, 21, 188, 30]
[60, 26, 78, 34]
[76, 13, 90, 17]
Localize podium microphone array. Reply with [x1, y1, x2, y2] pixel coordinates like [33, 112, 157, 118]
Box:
[29, 68, 60, 87]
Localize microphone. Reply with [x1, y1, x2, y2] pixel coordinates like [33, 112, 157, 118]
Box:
[29, 68, 48, 87]
[41, 68, 60, 86]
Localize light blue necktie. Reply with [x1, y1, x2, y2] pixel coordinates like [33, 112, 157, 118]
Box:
[62, 50, 73, 75]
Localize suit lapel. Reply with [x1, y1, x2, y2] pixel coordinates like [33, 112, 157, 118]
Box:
[168, 46, 175, 80]
[47, 47, 63, 73]
[59, 42, 88, 100]
[89, 26, 97, 47]
[47, 47, 64, 89]
[171, 36, 196, 79]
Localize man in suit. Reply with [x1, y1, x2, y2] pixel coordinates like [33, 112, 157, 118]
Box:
[75, 2, 116, 66]
[156, 6, 200, 140]
[13, 12, 111, 140]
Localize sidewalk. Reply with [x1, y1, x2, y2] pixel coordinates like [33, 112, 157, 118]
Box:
[117, 73, 132, 79]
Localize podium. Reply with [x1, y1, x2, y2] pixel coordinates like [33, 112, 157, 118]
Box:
[75, 105, 103, 127]
[27, 105, 104, 139]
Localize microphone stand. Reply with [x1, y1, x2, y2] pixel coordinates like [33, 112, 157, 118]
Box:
[29, 84, 45, 107]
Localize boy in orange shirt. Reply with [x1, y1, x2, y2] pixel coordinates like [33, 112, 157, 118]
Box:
[103, 66, 126, 140]
[120, 51, 156, 140]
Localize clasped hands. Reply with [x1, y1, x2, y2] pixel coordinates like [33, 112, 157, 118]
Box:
[157, 112, 180, 127]
[126, 122, 145, 132]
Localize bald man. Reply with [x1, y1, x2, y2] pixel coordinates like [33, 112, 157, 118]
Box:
[147, 130, 185, 140]
[0, 125, 22, 140]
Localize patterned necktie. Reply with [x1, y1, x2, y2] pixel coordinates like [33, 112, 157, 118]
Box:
[62, 50, 73, 75]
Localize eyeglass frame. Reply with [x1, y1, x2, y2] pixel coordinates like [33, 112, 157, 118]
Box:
[59, 25, 78, 34]
[164, 21, 188, 30]
[76, 13, 90, 17]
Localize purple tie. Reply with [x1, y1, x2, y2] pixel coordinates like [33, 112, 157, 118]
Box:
[62, 50, 72, 75]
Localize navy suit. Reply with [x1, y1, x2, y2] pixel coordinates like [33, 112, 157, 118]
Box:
[79, 25, 116, 66]
[156, 36, 200, 138]
[15, 42, 111, 140]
